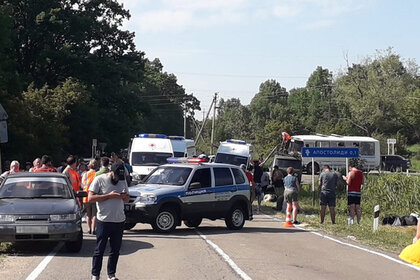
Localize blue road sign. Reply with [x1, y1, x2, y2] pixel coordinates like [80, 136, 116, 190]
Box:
[301, 147, 359, 158]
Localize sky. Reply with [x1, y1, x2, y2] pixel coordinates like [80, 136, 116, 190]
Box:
[119, 0, 419, 119]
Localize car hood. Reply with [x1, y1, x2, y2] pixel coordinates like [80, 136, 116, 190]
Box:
[0, 198, 77, 215]
[129, 184, 185, 197]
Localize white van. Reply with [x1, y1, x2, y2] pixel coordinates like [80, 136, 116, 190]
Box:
[129, 134, 173, 182]
[214, 139, 253, 167]
[169, 136, 196, 158]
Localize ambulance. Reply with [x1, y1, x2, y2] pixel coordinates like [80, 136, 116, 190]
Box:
[169, 136, 196, 158]
[214, 139, 253, 167]
[129, 134, 174, 183]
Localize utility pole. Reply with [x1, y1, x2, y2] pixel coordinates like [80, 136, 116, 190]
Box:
[183, 104, 187, 138]
[210, 93, 218, 155]
[195, 98, 215, 143]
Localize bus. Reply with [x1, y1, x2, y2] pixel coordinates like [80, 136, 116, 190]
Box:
[287, 134, 380, 173]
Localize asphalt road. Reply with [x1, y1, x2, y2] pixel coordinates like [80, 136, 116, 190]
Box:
[0, 212, 419, 280]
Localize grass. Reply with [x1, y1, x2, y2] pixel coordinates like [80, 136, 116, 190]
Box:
[259, 182, 417, 253]
[408, 144, 420, 171]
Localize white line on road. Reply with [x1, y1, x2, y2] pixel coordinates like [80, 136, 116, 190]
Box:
[261, 213, 420, 272]
[196, 230, 252, 280]
[25, 242, 63, 280]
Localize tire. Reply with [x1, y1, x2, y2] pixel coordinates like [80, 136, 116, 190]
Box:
[151, 207, 178, 233]
[184, 218, 202, 228]
[396, 166, 402, 172]
[124, 223, 136, 230]
[225, 205, 245, 230]
[65, 229, 83, 253]
[306, 162, 319, 175]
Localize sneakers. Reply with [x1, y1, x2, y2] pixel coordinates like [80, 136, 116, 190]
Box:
[292, 220, 301, 225]
[107, 277, 119, 280]
[91, 276, 99, 280]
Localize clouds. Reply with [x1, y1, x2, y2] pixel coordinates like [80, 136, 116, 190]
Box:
[120, 0, 370, 33]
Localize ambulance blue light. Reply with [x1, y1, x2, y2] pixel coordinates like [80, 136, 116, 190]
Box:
[137, 133, 168, 139]
[226, 139, 247, 145]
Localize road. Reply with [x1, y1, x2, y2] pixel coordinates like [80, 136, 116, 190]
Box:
[0, 212, 418, 280]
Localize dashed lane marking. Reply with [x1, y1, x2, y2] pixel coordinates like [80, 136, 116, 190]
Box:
[196, 230, 252, 280]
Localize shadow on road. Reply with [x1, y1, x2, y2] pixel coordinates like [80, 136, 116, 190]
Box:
[0, 237, 153, 258]
[123, 224, 306, 238]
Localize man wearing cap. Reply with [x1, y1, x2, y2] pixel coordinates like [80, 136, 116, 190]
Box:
[88, 162, 129, 280]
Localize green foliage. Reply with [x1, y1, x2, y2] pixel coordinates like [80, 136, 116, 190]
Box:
[362, 174, 420, 216]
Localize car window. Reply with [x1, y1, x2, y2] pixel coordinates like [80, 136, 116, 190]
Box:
[189, 168, 212, 189]
[231, 168, 245, 184]
[213, 167, 234, 186]
[0, 177, 72, 199]
[360, 142, 375, 156]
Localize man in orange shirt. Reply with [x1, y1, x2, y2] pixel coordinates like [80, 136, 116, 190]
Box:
[63, 155, 81, 194]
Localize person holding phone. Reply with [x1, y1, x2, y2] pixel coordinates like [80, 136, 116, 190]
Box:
[88, 162, 129, 280]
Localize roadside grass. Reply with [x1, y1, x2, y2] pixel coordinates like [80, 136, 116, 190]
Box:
[259, 175, 418, 253]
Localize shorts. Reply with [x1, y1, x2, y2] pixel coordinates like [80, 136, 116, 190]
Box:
[320, 192, 336, 207]
[284, 189, 298, 203]
[347, 195, 361, 205]
[84, 202, 97, 217]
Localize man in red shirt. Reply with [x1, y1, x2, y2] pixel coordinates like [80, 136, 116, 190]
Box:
[345, 164, 364, 224]
[241, 164, 255, 203]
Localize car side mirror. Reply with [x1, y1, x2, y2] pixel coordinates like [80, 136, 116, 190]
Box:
[76, 191, 88, 198]
[189, 182, 202, 189]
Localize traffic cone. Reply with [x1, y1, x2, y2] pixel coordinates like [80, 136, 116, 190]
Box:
[283, 204, 294, 227]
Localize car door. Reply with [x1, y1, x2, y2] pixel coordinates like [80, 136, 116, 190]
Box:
[213, 167, 236, 216]
[183, 167, 214, 218]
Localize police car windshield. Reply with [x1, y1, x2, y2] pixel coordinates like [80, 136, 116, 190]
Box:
[145, 166, 192, 186]
[214, 153, 247, 166]
[131, 152, 173, 166]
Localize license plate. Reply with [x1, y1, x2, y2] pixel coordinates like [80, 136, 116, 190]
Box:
[124, 204, 133, 211]
[16, 226, 48, 234]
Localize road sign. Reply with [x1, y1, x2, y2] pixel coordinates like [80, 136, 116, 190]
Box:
[301, 147, 359, 158]
[387, 138, 396, 144]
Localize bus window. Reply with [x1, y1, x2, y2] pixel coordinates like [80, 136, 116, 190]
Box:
[330, 141, 345, 147]
[345, 142, 359, 148]
[316, 141, 330, 147]
[305, 142, 315, 147]
[360, 142, 375, 156]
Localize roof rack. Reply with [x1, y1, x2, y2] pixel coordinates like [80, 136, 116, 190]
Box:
[315, 133, 327, 137]
[330, 134, 343, 137]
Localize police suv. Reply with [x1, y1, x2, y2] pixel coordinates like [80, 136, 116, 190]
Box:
[124, 158, 253, 233]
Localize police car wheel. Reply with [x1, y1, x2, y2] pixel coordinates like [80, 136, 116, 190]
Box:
[225, 206, 245, 230]
[152, 207, 178, 233]
[184, 218, 202, 228]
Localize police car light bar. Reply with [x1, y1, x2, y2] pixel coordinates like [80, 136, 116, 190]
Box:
[226, 139, 247, 145]
[137, 133, 168, 139]
[167, 157, 206, 164]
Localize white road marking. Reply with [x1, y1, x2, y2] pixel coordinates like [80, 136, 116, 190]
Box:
[25, 242, 63, 280]
[196, 230, 252, 280]
[261, 213, 420, 272]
